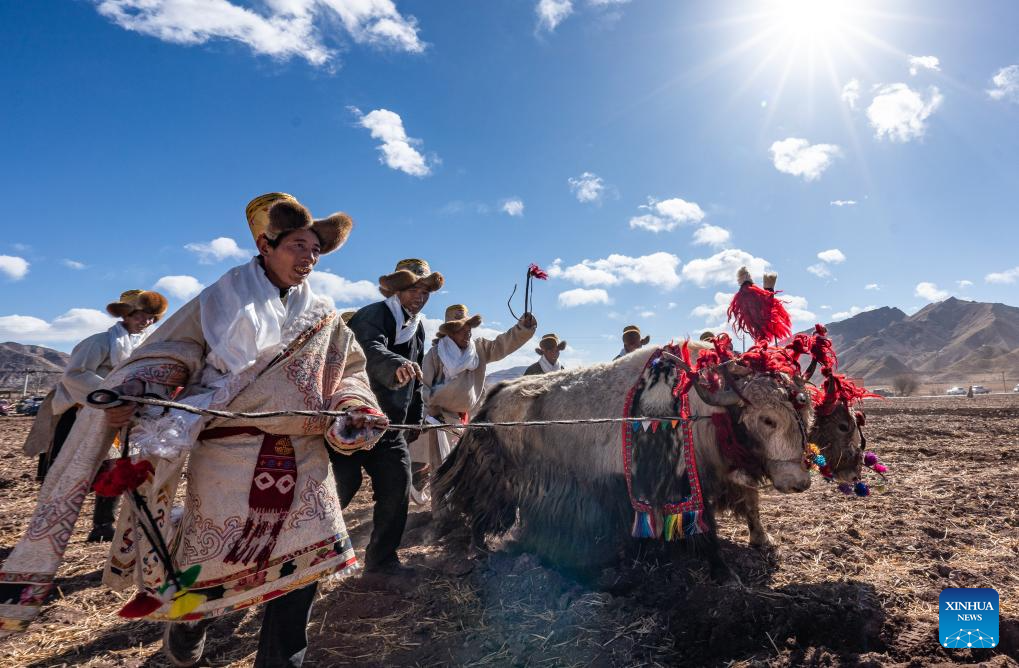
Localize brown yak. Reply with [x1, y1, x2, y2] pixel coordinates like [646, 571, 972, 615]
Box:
[434, 343, 815, 581]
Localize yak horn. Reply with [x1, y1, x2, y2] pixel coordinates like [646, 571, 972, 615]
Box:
[726, 362, 753, 377]
[659, 350, 693, 373]
[691, 382, 743, 407]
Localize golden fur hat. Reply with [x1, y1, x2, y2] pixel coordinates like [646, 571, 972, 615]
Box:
[622, 325, 651, 346]
[699, 330, 716, 342]
[106, 290, 169, 320]
[378, 258, 445, 298]
[437, 304, 483, 338]
[245, 192, 352, 256]
[535, 333, 567, 355]
[340, 310, 357, 325]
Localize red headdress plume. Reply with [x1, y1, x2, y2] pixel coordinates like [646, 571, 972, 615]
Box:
[815, 368, 881, 415]
[727, 267, 792, 343]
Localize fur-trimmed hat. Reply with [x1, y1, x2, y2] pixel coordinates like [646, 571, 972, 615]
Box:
[699, 330, 716, 342]
[437, 304, 482, 338]
[340, 310, 357, 325]
[246, 192, 352, 256]
[622, 325, 651, 346]
[535, 333, 567, 355]
[378, 258, 445, 298]
[106, 290, 169, 320]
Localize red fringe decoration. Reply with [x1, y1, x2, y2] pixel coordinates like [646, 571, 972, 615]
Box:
[738, 343, 799, 377]
[727, 281, 792, 343]
[712, 333, 736, 361]
[815, 369, 881, 415]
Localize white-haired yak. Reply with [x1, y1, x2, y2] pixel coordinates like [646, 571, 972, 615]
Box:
[434, 342, 816, 581]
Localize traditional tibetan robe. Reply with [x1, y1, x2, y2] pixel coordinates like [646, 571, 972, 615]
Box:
[24, 324, 146, 457]
[412, 322, 534, 471]
[0, 280, 381, 635]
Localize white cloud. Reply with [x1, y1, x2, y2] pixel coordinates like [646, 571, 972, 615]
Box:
[770, 138, 841, 181]
[62, 259, 87, 270]
[865, 283, 881, 291]
[831, 305, 878, 321]
[867, 84, 943, 142]
[568, 172, 605, 204]
[629, 197, 705, 232]
[638, 310, 655, 318]
[154, 275, 205, 300]
[807, 263, 831, 278]
[988, 65, 1019, 103]
[94, 0, 424, 67]
[808, 249, 844, 279]
[830, 199, 857, 207]
[692, 224, 731, 248]
[308, 271, 379, 304]
[351, 107, 432, 177]
[817, 248, 846, 264]
[915, 281, 949, 302]
[184, 236, 250, 263]
[0, 255, 30, 280]
[908, 55, 940, 76]
[558, 287, 610, 308]
[548, 252, 681, 290]
[985, 266, 1019, 284]
[841, 79, 861, 109]
[782, 294, 817, 325]
[681, 249, 769, 287]
[957, 279, 973, 288]
[691, 292, 730, 323]
[0, 308, 117, 343]
[536, 0, 573, 31]
[501, 199, 525, 217]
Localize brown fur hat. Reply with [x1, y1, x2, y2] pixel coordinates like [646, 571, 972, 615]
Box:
[106, 290, 169, 320]
[246, 192, 352, 255]
[437, 304, 483, 338]
[378, 258, 445, 298]
[622, 325, 651, 346]
[535, 333, 567, 355]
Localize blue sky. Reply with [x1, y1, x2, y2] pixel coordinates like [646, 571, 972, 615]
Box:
[2, 0, 1018, 370]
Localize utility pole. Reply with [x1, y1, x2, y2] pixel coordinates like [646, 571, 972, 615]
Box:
[23, 374, 29, 397]
[1003, 370, 1008, 393]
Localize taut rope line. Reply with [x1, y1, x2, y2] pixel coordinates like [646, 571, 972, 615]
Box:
[86, 391, 706, 433]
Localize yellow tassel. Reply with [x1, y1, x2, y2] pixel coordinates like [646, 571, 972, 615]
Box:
[168, 591, 207, 619]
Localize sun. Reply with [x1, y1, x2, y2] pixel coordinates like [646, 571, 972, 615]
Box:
[769, 0, 851, 42]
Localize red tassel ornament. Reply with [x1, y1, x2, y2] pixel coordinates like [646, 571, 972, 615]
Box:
[727, 268, 792, 343]
[117, 592, 163, 618]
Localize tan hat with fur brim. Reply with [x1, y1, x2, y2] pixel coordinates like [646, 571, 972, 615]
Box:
[379, 258, 445, 298]
[535, 333, 567, 355]
[246, 192, 352, 256]
[622, 325, 651, 346]
[106, 290, 169, 320]
[437, 304, 482, 338]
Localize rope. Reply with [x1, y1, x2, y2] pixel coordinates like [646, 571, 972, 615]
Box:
[110, 394, 706, 432]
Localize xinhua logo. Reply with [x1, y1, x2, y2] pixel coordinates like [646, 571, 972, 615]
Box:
[939, 588, 998, 648]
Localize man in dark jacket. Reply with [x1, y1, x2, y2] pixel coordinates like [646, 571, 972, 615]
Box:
[332, 258, 443, 577]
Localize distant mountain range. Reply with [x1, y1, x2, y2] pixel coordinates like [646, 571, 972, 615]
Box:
[0, 342, 69, 392]
[818, 297, 1019, 383]
[4, 297, 1017, 393]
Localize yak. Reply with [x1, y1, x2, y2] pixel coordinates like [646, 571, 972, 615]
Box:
[434, 342, 815, 581]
